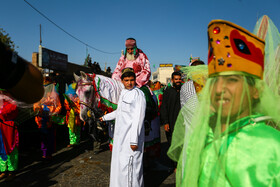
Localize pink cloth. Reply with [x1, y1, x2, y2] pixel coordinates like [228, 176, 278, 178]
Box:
[112, 52, 151, 87]
[125, 39, 136, 48]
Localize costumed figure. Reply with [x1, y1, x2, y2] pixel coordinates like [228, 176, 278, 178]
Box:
[33, 76, 61, 159]
[0, 92, 18, 181]
[64, 83, 81, 147]
[180, 60, 207, 107]
[152, 81, 164, 111]
[112, 38, 151, 88]
[171, 20, 280, 186]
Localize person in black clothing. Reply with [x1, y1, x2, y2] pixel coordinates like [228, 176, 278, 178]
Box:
[160, 71, 182, 145]
[106, 66, 111, 74]
[160, 71, 182, 171]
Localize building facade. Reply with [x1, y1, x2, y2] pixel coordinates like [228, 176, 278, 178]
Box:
[151, 64, 174, 85]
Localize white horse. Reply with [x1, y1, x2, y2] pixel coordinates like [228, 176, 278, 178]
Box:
[74, 71, 123, 151]
[74, 71, 123, 122]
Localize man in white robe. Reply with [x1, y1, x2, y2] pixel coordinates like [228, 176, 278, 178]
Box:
[100, 67, 146, 187]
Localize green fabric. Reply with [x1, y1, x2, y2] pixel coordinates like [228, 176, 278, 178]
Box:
[69, 125, 81, 145]
[199, 115, 280, 187]
[140, 86, 158, 121]
[169, 17, 280, 186]
[144, 137, 160, 148]
[153, 88, 164, 106]
[97, 77, 118, 110]
[51, 115, 65, 125]
[67, 103, 81, 145]
[100, 97, 118, 110]
[170, 76, 280, 187]
[181, 65, 208, 83]
[0, 148, 18, 172]
[167, 109, 186, 162]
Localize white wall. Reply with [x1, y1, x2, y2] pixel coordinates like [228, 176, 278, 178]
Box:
[151, 67, 174, 84]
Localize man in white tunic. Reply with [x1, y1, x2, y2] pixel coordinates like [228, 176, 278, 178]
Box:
[100, 67, 146, 187]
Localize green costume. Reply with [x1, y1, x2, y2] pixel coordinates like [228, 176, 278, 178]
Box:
[0, 148, 18, 172]
[64, 83, 81, 146]
[168, 19, 280, 187]
[68, 122, 81, 145]
[199, 115, 280, 186]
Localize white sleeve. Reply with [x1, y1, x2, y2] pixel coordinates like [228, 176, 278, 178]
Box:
[130, 90, 146, 146]
[102, 110, 117, 121]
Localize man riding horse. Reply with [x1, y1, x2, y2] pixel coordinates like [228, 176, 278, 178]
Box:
[112, 38, 151, 88]
[75, 38, 159, 159]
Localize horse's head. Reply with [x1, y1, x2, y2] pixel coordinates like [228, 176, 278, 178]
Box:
[74, 71, 99, 122]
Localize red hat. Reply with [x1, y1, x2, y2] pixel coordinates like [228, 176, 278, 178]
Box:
[125, 38, 137, 48]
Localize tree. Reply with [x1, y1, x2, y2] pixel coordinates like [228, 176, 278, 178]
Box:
[0, 28, 17, 51]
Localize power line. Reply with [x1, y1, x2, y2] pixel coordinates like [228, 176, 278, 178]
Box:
[24, 0, 119, 55]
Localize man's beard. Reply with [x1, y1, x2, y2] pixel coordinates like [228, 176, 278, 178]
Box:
[173, 83, 181, 90]
[126, 53, 135, 61]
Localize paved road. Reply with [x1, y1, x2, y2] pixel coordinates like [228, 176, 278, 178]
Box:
[1, 126, 175, 187]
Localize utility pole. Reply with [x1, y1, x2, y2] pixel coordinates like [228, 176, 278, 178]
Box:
[39, 24, 42, 68]
[40, 24, 42, 45]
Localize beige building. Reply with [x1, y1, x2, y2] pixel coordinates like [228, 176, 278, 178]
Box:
[151, 64, 174, 85]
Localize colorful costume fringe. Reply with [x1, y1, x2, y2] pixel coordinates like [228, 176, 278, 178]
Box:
[64, 83, 81, 145]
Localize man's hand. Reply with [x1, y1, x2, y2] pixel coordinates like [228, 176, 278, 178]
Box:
[164, 124, 170, 132]
[130, 145, 138, 151]
[99, 117, 103, 122]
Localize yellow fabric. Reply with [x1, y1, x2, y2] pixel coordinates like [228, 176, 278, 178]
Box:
[208, 20, 265, 79]
[64, 97, 81, 132]
[68, 109, 75, 132]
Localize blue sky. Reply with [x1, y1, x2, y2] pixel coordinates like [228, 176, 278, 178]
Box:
[1, 0, 280, 72]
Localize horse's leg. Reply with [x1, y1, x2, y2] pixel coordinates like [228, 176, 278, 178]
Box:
[87, 112, 102, 154]
[87, 117, 97, 142]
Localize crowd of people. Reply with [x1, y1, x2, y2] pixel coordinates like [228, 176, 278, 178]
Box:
[0, 17, 280, 187]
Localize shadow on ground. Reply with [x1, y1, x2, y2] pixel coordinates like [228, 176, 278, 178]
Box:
[144, 140, 176, 187]
[0, 120, 97, 187]
[0, 123, 175, 186]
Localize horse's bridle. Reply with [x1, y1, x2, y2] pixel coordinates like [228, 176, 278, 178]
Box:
[77, 82, 99, 112]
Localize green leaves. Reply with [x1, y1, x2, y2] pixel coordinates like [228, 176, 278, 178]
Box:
[0, 28, 17, 51]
